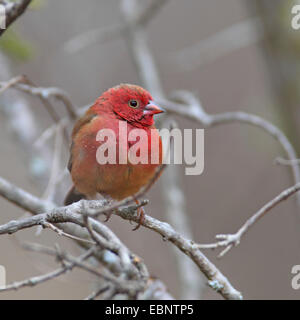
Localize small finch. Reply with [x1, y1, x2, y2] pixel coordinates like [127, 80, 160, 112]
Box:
[65, 84, 164, 229]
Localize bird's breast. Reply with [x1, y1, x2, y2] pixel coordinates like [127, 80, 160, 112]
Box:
[71, 116, 162, 200]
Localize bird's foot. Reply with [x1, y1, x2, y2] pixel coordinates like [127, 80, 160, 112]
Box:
[132, 200, 145, 231]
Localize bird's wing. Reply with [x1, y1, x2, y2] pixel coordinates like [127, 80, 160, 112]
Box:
[67, 111, 98, 173]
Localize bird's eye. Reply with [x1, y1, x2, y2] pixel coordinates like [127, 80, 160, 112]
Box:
[128, 100, 139, 108]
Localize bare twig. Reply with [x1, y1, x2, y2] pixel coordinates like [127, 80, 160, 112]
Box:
[84, 285, 111, 300]
[0, 247, 93, 292]
[23, 243, 146, 297]
[0, 76, 73, 150]
[0, 75, 24, 95]
[41, 221, 95, 245]
[198, 182, 300, 257]
[275, 157, 300, 166]
[0, 80, 78, 120]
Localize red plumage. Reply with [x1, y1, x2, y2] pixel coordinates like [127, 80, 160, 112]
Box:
[65, 84, 164, 220]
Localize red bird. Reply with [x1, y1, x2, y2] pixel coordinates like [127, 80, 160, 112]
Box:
[65, 84, 164, 228]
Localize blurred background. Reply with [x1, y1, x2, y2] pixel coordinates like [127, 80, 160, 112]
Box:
[1, 0, 300, 299]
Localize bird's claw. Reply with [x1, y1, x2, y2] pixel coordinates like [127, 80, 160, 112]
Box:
[132, 206, 145, 231]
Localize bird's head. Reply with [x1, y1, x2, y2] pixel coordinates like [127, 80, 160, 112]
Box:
[97, 84, 164, 127]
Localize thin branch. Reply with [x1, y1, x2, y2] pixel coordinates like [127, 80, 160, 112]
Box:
[0, 75, 64, 130]
[41, 221, 95, 245]
[0, 265, 68, 292]
[275, 157, 300, 166]
[0, 248, 93, 292]
[20, 76, 62, 124]
[84, 285, 111, 300]
[0, 80, 78, 120]
[0, 76, 73, 151]
[0, 75, 24, 95]
[23, 243, 146, 297]
[197, 182, 300, 257]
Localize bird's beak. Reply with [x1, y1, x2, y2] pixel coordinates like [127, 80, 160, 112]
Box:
[143, 101, 165, 116]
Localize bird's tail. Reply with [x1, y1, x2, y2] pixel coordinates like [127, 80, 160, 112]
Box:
[64, 185, 87, 206]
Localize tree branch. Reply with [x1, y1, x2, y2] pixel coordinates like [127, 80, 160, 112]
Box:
[0, 0, 32, 37]
[113, 203, 242, 300]
[197, 182, 300, 257]
[0, 174, 242, 299]
[0, 174, 174, 299]
[0, 79, 78, 120]
[0, 247, 93, 292]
